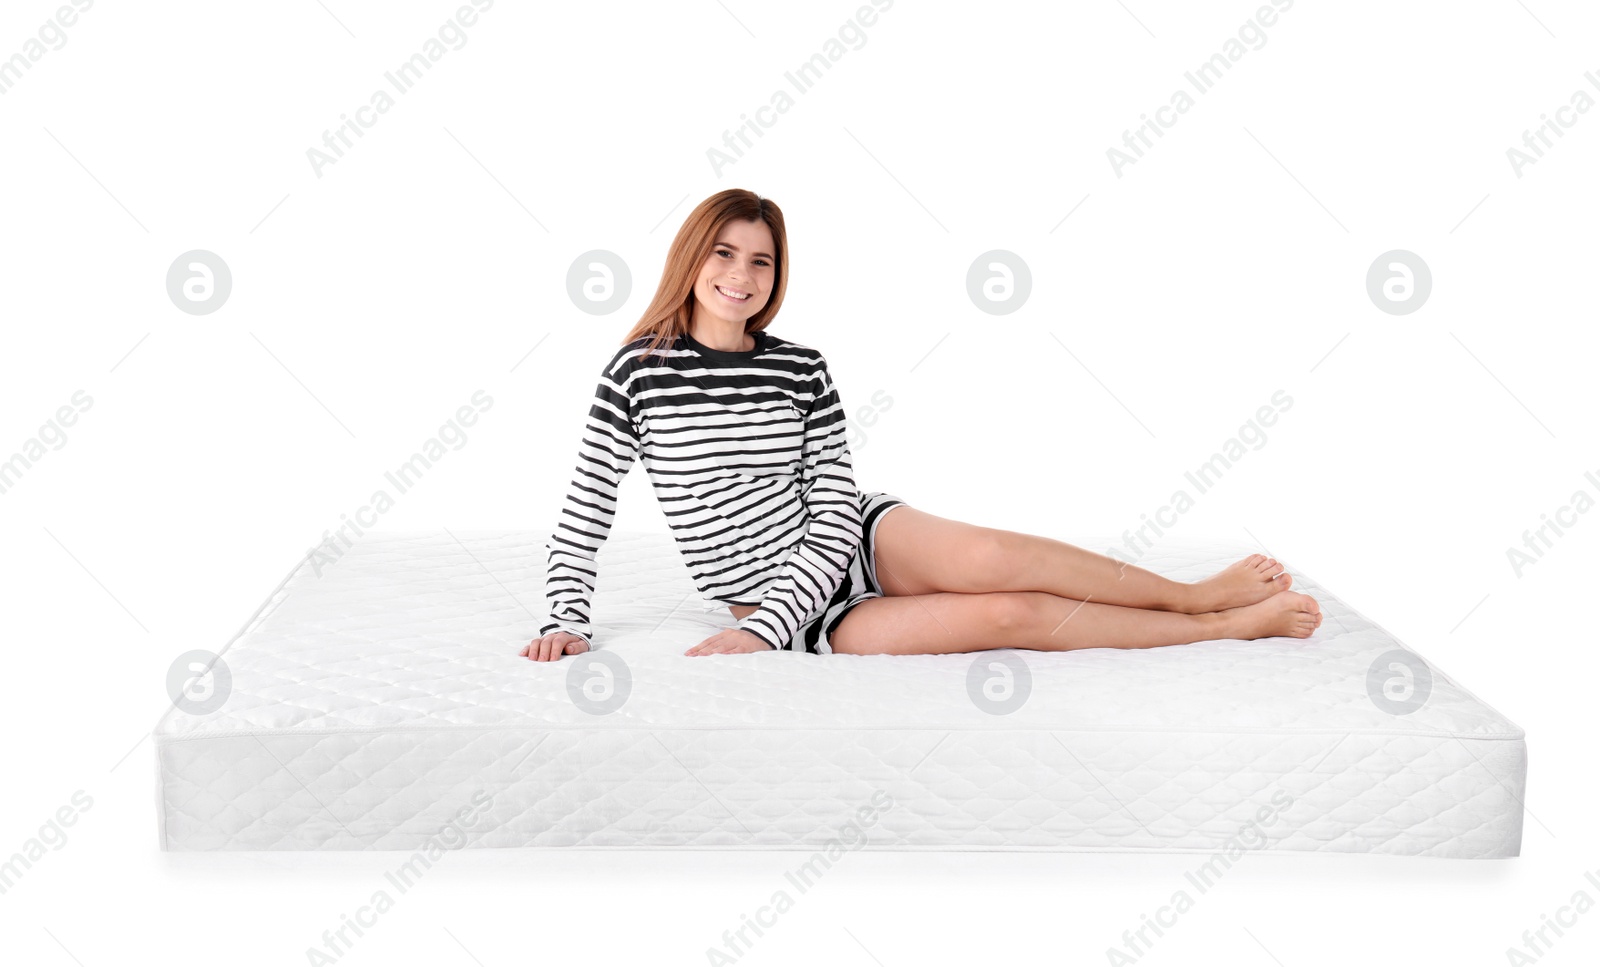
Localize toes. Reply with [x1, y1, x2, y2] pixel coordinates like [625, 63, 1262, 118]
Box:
[1245, 554, 1265, 567]
[1272, 572, 1292, 590]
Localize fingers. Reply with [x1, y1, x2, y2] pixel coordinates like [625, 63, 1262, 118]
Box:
[521, 634, 586, 661]
[544, 636, 572, 661]
[685, 637, 761, 656]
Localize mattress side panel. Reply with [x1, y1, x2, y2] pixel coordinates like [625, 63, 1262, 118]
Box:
[154, 739, 169, 851]
[1470, 734, 1527, 856]
[155, 727, 1526, 857]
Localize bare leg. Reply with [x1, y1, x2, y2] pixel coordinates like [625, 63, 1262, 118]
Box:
[829, 588, 1322, 657]
[872, 505, 1291, 614]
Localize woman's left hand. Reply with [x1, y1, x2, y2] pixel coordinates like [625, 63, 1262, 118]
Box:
[686, 629, 774, 656]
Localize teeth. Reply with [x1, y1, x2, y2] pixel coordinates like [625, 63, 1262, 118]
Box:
[716, 285, 750, 301]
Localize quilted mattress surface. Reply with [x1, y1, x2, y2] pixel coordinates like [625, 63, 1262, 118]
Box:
[153, 529, 1527, 856]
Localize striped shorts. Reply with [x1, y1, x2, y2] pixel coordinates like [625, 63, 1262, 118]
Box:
[788, 490, 909, 654]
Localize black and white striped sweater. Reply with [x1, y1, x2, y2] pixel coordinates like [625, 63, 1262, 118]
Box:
[540, 328, 864, 651]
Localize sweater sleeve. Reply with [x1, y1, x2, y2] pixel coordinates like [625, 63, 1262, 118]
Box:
[540, 354, 641, 645]
[734, 359, 864, 651]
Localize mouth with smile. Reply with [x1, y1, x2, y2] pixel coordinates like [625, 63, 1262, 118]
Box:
[714, 284, 752, 304]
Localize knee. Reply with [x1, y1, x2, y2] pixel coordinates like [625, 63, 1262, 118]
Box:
[979, 591, 1055, 636]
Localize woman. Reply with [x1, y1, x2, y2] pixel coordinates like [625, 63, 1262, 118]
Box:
[521, 189, 1321, 661]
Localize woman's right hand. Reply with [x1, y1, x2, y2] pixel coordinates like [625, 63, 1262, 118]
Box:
[520, 631, 590, 662]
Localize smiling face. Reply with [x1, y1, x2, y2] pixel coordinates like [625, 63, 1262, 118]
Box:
[691, 218, 776, 332]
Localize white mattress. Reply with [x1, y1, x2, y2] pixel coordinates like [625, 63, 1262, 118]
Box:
[153, 529, 1527, 856]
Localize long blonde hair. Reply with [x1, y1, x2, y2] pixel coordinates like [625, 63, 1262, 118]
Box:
[621, 188, 789, 360]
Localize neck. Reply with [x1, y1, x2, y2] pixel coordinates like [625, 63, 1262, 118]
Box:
[687, 313, 752, 352]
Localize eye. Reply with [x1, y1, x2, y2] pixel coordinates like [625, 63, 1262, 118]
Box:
[715, 248, 770, 267]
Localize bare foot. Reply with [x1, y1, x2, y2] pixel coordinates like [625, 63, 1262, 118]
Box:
[1183, 554, 1292, 613]
[1216, 589, 1322, 640]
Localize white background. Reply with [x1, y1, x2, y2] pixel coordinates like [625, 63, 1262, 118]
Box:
[2, 0, 1594, 964]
